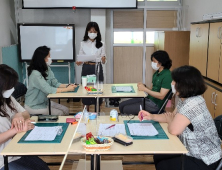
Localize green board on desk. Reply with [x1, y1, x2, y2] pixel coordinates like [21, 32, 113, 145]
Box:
[18, 123, 69, 143]
[112, 86, 135, 93]
[124, 120, 168, 140]
[62, 85, 79, 93]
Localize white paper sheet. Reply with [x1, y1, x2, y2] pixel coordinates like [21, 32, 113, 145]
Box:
[115, 86, 132, 92]
[77, 123, 87, 135]
[25, 126, 62, 141]
[77, 54, 96, 62]
[127, 123, 158, 136]
[97, 124, 126, 137]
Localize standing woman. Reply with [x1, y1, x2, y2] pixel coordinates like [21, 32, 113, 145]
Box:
[138, 65, 222, 170]
[76, 22, 106, 111]
[25, 46, 76, 116]
[0, 64, 49, 170]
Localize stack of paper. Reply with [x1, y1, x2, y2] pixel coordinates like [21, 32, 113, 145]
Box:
[115, 86, 132, 92]
[25, 126, 62, 141]
[97, 124, 126, 137]
[127, 123, 158, 136]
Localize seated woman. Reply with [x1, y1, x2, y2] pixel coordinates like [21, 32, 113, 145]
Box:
[25, 46, 76, 116]
[119, 50, 172, 115]
[0, 64, 49, 170]
[138, 65, 222, 170]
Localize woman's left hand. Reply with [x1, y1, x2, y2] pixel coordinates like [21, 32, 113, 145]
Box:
[164, 112, 175, 124]
[101, 56, 106, 64]
[137, 83, 146, 91]
[11, 114, 25, 131]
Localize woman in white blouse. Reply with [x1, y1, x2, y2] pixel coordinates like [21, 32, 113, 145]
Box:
[76, 22, 106, 111]
[138, 65, 222, 170]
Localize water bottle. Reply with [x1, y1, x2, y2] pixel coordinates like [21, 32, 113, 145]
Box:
[84, 110, 89, 124]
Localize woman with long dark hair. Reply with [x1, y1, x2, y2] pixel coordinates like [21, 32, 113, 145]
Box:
[0, 64, 49, 170]
[76, 22, 106, 111]
[25, 46, 76, 115]
[138, 65, 222, 170]
[119, 50, 172, 115]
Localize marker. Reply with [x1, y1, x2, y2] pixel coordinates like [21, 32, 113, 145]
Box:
[105, 124, 116, 130]
[140, 105, 144, 121]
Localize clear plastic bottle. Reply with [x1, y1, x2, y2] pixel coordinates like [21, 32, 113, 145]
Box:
[84, 110, 89, 124]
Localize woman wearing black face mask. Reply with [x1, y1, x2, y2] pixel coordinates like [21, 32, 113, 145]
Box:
[76, 22, 106, 111]
[0, 64, 49, 170]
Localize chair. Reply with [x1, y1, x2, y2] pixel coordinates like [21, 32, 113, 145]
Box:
[149, 89, 173, 114]
[214, 116, 222, 170]
[12, 82, 27, 103]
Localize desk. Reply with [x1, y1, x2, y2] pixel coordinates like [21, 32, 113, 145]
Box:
[64, 116, 188, 170]
[1, 116, 78, 170]
[47, 83, 146, 114]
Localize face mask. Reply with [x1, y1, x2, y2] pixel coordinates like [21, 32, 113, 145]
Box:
[151, 62, 160, 70]
[2, 87, 15, 98]
[171, 84, 176, 94]
[46, 57, 52, 66]
[88, 33, 97, 40]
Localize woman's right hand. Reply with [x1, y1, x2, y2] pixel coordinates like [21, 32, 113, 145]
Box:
[66, 84, 77, 91]
[138, 110, 153, 121]
[16, 119, 35, 133]
[76, 61, 83, 66]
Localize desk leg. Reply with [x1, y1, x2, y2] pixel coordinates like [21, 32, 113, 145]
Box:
[48, 98, 51, 115]
[181, 154, 185, 170]
[91, 154, 94, 170]
[96, 154, 100, 170]
[4, 156, 9, 170]
[96, 97, 100, 115]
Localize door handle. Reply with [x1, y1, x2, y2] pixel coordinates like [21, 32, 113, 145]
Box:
[212, 92, 215, 104]
[214, 93, 218, 106]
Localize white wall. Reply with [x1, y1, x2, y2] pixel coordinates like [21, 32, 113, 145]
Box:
[183, 0, 222, 30]
[0, 0, 16, 63]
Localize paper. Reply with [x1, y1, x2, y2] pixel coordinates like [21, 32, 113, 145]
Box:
[25, 126, 62, 141]
[115, 86, 132, 92]
[97, 124, 126, 137]
[127, 123, 158, 136]
[77, 123, 87, 135]
[77, 54, 96, 62]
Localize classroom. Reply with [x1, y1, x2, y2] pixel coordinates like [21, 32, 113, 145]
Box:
[1, 0, 222, 170]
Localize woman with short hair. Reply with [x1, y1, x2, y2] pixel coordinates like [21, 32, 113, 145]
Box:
[138, 65, 222, 170]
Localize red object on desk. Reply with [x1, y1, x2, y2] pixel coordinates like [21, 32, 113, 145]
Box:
[106, 124, 116, 130]
[66, 118, 76, 123]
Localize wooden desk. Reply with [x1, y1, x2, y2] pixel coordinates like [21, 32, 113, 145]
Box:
[65, 116, 187, 170]
[1, 116, 77, 170]
[47, 83, 146, 114]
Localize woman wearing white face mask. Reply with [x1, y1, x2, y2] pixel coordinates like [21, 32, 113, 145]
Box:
[25, 46, 77, 116]
[0, 64, 49, 170]
[138, 66, 222, 170]
[76, 22, 106, 111]
[119, 50, 172, 115]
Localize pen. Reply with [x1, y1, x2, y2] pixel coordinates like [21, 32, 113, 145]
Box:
[66, 84, 71, 88]
[140, 105, 144, 121]
[31, 122, 36, 124]
[105, 124, 116, 130]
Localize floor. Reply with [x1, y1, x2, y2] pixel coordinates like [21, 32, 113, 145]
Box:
[36, 98, 156, 170]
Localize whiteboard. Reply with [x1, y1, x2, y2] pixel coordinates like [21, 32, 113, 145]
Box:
[18, 24, 75, 61]
[22, 0, 137, 8]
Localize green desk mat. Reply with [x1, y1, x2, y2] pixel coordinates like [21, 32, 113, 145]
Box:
[123, 120, 168, 140]
[18, 123, 69, 144]
[62, 85, 79, 93]
[112, 86, 135, 93]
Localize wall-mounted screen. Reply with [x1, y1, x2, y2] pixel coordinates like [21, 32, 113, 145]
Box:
[18, 24, 75, 61]
[22, 0, 137, 9]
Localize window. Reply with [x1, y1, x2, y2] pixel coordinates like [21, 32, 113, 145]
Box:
[114, 32, 143, 44]
[146, 31, 155, 44]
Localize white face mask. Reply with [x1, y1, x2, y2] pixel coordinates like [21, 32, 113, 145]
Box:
[46, 57, 52, 66]
[2, 87, 15, 98]
[151, 62, 160, 70]
[171, 84, 176, 94]
[88, 33, 97, 40]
